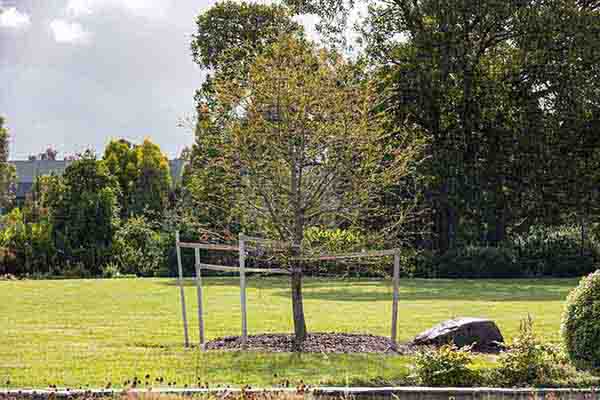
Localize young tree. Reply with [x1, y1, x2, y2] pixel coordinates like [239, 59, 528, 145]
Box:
[204, 36, 423, 348]
[0, 117, 15, 209]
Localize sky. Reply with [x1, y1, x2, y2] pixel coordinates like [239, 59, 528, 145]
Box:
[0, 0, 233, 159]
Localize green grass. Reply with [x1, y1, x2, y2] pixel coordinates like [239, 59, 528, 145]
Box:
[0, 277, 578, 389]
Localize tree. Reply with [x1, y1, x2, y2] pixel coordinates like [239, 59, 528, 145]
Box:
[103, 138, 171, 218]
[186, 1, 303, 233]
[0, 116, 15, 209]
[202, 35, 423, 348]
[284, 0, 600, 252]
[133, 138, 172, 216]
[28, 147, 58, 161]
[51, 150, 120, 273]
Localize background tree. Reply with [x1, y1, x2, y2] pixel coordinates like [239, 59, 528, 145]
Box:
[51, 150, 120, 273]
[285, 0, 600, 254]
[205, 35, 423, 348]
[0, 117, 15, 209]
[104, 138, 171, 218]
[28, 146, 58, 161]
[186, 1, 303, 234]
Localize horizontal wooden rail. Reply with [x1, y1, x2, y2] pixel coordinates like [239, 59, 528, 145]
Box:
[294, 249, 399, 261]
[178, 242, 239, 252]
[199, 262, 289, 274]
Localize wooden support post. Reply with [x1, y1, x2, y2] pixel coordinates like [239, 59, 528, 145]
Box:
[239, 233, 248, 349]
[194, 247, 205, 349]
[175, 231, 190, 348]
[391, 249, 400, 345]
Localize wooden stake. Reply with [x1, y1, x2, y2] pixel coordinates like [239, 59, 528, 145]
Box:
[194, 247, 205, 349]
[175, 231, 190, 348]
[391, 250, 400, 345]
[239, 234, 248, 349]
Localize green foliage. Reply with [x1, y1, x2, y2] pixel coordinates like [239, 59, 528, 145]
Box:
[113, 216, 167, 277]
[0, 116, 16, 208]
[495, 317, 578, 387]
[51, 151, 120, 274]
[187, 1, 303, 235]
[0, 208, 56, 276]
[191, 0, 302, 72]
[285, 0, 600, 255]
[103, 138, 171, 217]
[513, 225, 598, 277]
[423, 246, 520, 278]
[412, 344, 480, 387]
[304, 227, 366, 254]
[561, 270, 600, 370]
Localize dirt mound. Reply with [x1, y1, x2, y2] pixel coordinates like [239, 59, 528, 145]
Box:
[204, 333, 413, 354]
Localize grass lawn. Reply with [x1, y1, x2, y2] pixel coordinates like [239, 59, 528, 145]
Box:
[0, 277, 578, 389]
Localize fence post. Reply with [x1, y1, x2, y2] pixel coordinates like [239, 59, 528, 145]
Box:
[239, 233, 248, 349]
[175, 231, 190, 348]
[391, 249, 400, 345]
[194, 247, 205, 349]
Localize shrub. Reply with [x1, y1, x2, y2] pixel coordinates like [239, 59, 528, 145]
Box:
[101, 262, 122, 278]
[513, 225, 598, 277]
[0, 208, 57, 276]
[412, 344, 480, 387]
[561, 270, 600, 370]
[429, 246, 521, 278]
[494, 316, 566, 387]
[113, 216, 167, 277]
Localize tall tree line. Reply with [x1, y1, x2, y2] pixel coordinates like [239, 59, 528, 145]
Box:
[279, 0, 600, 253]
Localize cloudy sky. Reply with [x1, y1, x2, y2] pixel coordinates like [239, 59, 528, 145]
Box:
[0, 0, 224, 159]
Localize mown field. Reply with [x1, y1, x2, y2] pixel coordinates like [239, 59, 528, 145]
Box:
[0, 277, 579, 388]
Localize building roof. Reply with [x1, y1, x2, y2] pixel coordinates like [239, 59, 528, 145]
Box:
[9, 159, 188, 199]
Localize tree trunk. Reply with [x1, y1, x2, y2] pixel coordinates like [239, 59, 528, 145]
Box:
[291, 244, 307, 351]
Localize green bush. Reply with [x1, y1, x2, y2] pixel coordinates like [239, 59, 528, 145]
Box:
[428, 246, 521, 278]
[412, 344, 481, 387]
[113, 216, 167, 277]
[494, 316, 566, 387]
[561, 270, 600, 370]
[513, 225, 598, 277]
[0, 208, 57, 276]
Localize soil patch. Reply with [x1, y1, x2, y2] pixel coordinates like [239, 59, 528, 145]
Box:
[204, 333, 414, 354]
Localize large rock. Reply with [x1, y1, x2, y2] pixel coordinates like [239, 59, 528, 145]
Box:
[411, 317, 504, 352]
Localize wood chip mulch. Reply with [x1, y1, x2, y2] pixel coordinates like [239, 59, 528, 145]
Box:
[204, 333, 414, 354]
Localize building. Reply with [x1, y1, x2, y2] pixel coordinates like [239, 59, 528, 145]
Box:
[9, 159, 187, 204]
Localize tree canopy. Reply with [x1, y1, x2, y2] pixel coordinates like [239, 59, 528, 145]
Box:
[196, 34, 424, 347]
[0, 116, 15, 209]
[103, 138, 171, 217]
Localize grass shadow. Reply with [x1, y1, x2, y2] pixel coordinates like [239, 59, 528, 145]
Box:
[158, 277, 577, 302]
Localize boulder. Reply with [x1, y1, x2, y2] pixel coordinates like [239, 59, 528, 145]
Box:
[411, 317, 504, 352]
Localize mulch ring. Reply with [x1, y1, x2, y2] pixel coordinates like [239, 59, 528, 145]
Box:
[204, 333, 415, 354]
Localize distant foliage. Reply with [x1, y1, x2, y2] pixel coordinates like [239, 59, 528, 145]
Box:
[411, 225, 600, 279]
[0, 116, 15, 209]
[113, 216, 167, 277]
[561, 271, 600, 370]
[424, 246, 520, 278]
[412, 344, 480, 387]
[104, 138, 171, 218]
[51, 151, 120, 275]
[0, 208, 56, 276]
[512, 225, 598, 277]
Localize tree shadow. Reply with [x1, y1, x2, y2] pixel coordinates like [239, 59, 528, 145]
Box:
[158, 277, 576, 302]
